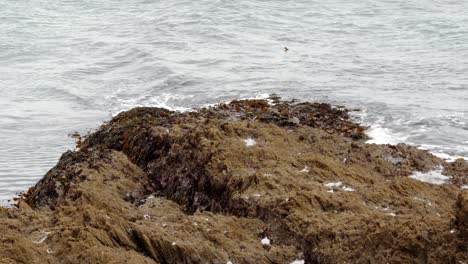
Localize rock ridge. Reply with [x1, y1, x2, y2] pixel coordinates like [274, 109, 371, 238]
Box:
[1, 98, 466, 263]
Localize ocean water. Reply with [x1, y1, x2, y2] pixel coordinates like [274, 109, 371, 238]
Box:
[1, 0, 467, 204]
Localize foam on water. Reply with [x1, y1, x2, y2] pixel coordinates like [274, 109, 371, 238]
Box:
[365, 125, 406, 145]
[427, 152, 467, 163]
[409, 167, 450, 185]
[360, 109, 468, 162]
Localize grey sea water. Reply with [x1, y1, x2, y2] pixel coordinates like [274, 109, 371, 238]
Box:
[1, 0, 467, 204]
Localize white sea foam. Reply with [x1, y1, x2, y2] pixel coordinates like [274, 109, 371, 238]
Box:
[112, 93, 194, 116]
[359, 110, 468, 164]
[365, 125, 407, 145]
[425, 151, 467, 163]
[364, 124, 468, 163]
[409, 167, 450, 185]
[196, 93, 273, 110]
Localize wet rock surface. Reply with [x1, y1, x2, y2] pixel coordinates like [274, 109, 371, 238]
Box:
[1, 99, 467, 263]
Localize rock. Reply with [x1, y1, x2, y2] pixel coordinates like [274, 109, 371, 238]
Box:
[0, 98, 466, 263]
[290, 117, 300, 125]
[456, 190, 468, 239]
[17, 200, 32, 211]
[443, 158, 468, 186]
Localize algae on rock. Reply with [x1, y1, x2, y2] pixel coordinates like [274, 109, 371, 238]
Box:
[1, 99, 467, 263]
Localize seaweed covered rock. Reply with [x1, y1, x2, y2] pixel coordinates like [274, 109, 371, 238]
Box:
[1, 99, 467, 263]
[457, 190, 468, 240]
[5, 150, 297, 263]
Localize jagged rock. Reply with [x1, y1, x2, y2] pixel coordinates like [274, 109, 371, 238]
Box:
[0, 99, 466, 263]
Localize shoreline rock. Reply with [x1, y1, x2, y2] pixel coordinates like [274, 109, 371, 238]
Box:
[1, 98, 467, 263]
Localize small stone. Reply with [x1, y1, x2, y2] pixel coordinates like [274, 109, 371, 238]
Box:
[290, 117, 300, 124]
